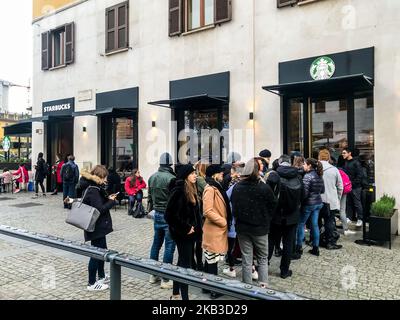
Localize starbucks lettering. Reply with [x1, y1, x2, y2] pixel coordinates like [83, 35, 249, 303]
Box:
[42, 98, 75, 116]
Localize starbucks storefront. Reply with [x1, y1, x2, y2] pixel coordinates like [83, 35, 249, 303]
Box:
[263, 47, 375, 185]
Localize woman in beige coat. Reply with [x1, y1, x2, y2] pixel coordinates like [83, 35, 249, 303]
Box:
[202, 164, 232, 299]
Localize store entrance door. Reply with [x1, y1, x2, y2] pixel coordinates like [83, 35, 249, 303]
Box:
[46, 118, 74, 190]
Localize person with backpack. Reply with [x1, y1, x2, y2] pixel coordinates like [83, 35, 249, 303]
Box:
[268, 155, 302, 279]
[231, 158, 276, 287]
[33, 152, 47, 198]
[296, 158, 325, 257]
[318, 150, 348, 249]
[337, 155, 354, 235]
[61, 155, 80, 209]
[342, 148, 364, 227]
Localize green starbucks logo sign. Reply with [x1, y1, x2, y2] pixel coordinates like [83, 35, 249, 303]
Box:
[310, 56, 336, 80]
[2, 136, 11, 152]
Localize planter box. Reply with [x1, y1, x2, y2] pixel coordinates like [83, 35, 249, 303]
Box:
[368, 209, 398, 249]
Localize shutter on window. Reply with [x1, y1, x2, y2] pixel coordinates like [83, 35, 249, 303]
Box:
[116, 2, 129, 49]
[169, 0, 182, 37]
[277, 0, 298, 8]
[41, 31, 50, 70]
[106, 8, 116, 52]
[215, 0, 232, 24]
[65, 22, 74, 64]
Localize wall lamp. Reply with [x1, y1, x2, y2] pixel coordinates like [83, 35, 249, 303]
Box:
[82, 126, 87, 132]
[152, 121, 156, 128]
[249, 112, 254, 120]
[35, 129, 43, 135]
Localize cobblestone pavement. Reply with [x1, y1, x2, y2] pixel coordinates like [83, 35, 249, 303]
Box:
[1, 192, 400, 300]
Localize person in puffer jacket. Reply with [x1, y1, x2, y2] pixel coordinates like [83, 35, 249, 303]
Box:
[296, 158, 325, 256]
[124, 169, 147, 213]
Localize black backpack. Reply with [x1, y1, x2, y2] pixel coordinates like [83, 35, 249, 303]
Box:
[63, 164, 75, 182]
[278, 176, 302, 214]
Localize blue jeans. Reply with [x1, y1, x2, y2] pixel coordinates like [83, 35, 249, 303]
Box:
[150, 211, 176, 267]
[129, 191, 143, 210]
[63, 182, 76, 208]
[297, 204, 323, 247]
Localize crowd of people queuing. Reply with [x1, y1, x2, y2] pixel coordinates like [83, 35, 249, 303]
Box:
[1, 146, 370, 298]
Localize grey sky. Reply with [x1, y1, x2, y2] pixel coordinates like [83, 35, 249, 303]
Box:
[0, 1, 32, 114]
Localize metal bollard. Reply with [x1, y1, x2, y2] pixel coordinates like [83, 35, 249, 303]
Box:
[108, 253, 121, 300]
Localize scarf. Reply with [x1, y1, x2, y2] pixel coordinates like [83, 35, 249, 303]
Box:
[205, 177, 232, 231]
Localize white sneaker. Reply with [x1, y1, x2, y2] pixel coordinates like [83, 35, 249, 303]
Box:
[356, 219, 363, 227]
[160, 280, 173, 289]
[14, 189, 20, 193]
[344, 230, 356, 236]
[252, 269, 259, 281]
[98, 274, 110, 284]
[87, 281, 109, 291]
[149, 275, 160, 284]
[346, 218, 352, 224]
[223, 267, 237, 278]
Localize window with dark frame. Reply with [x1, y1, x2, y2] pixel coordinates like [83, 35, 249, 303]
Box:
[41, 22, 74, 71]
[106, 1, 129, 54]
[315, 101, 326, 113]
[169, 0, 232, 37]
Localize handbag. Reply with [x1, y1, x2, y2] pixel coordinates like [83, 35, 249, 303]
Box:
[132, 202, 146, 218]
[66, 186, 101, 232]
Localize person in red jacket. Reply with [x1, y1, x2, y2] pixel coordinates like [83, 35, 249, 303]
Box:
[51, 153, 65, 195]
[13, 164, 29, 193]
[124, 169, 147, 213]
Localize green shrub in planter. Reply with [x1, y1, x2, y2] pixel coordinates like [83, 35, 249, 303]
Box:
[371, 201, 395, 218]
[380, 194, 396, 208]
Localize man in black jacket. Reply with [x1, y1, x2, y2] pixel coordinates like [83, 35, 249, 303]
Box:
[268, 155, 303, 279]
[342, 148, 364, 227]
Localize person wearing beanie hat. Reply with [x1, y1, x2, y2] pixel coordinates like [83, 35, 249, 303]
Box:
[160, 153, 173, 167]
[147, 153, 177, 289]
[165, 165, 202, 300]
[259, 149, 272, 173]
[202, 164, 231, 299]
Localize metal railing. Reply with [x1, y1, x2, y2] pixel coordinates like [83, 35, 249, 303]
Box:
[0, 225, 306, 300]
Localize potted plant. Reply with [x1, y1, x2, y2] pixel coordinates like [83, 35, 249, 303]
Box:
[368, 194, 398, 249]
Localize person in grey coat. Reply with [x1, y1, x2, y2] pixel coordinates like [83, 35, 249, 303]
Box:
[318, 150, 347, 250]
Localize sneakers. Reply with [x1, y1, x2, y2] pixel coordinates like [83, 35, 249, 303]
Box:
[309, 246, 320, 256]
[169, 295, 180, 300]
[223, 267, 237, 278]
[252, 269, 258, 281]
[356, 219, 363, 227]
[87, 281, 109, 291]
[98, 274, 110, 284]
[160, 280, 173, 289]
[344, 229, 356, 236]
[347, 218, 352, 224]
[149, 275, 160, 284]
[14, 189, 21, 194]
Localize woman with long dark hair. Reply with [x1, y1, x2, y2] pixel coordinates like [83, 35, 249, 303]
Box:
[124, 169, 146, 214]
[165, 164, 202, 300]
[51, 153, 64, 195]
[296, 158, 325, 256]
[34, 152, 47, 197]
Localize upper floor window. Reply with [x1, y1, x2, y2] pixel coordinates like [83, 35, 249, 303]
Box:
[277, 0, 324, 8]
[106, 1, 129, 54]
[41, 22, 74, 71]
[169, 0, 232, 36]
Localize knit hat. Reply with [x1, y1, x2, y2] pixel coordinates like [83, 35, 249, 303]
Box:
[206, 164, 224, 178]
[259, 149, 272, 158]
[177, 164, 196, 180]
[160, 153, 173, 166]
[318, 149, 331, 161]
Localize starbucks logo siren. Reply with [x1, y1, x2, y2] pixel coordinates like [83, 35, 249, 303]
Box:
[310, 56, 335, 80]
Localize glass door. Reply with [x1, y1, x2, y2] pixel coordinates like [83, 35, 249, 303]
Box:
[287, 98, 304, 156]
[311, 97, 348, 161]
[177, 107, 229, 164]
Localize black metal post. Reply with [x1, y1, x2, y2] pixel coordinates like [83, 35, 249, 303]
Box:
[109, 254, 122, 301]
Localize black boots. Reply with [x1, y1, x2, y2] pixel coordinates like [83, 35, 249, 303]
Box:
[309, 246, 320, 256]
[291, 245, 303, 260]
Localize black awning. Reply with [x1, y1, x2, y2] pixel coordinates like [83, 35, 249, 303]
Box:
[3, 122, 32, 137]
[148, 94, 229, 109]
[262, 74, 374, 97]
[17, 116, 49, 123]
[73, 107, 136, 117]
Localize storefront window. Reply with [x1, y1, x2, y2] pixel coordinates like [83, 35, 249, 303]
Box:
[287, 98, 304, 155]
[311, 97, 348, 161]
[355, 93, 375, 184]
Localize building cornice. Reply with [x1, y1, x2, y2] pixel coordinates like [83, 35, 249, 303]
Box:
[32, 0, 90, 24]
